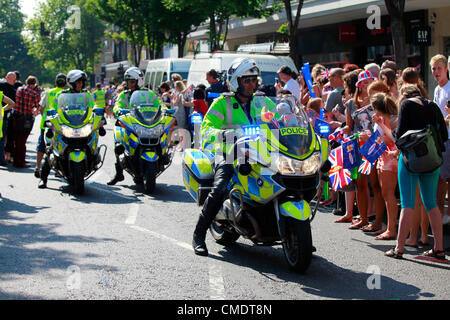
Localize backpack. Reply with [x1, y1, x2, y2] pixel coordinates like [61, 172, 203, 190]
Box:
[395, 98, 445, 173]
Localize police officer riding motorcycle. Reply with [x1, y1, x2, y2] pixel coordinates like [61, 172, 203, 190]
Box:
[38, 69, 106, 191]
[192, 58, 274, 256]
[107, 66, 164, 187]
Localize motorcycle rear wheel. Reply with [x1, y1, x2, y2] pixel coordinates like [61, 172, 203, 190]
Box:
[282, 219, 312, 273]
[210, 220, 240, 245]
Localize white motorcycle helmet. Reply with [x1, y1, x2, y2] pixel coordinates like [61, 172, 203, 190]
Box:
[67, 69, 87, 90]
[227, 58, 260, 93]
[124, 66, 144, 87]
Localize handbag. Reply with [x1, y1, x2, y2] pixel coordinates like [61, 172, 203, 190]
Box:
[395, 126, 442, 173]
[23, 114, 35, 130]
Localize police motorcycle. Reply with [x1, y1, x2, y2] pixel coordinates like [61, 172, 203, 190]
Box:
[182, 95, 328, 272]
[44, 93, 106, 195]
[113, 90, 176, 194]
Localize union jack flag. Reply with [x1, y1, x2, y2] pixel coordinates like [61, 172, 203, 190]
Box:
[358, 155, 373, 175]
[321, 68, 330, 79]
[328, 147, 352, 191]
[328, 128, 344, 143]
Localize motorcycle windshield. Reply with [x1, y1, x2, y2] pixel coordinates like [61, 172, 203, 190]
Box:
[259, 96, 314, 158]
[129, 91, 161, 126]
[57, 93, 90, 127]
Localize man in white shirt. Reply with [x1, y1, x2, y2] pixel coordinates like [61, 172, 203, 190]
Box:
[275, 65, 301, 102]
[431, 54, 450, 225]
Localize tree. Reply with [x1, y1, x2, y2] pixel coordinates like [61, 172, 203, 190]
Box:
[160, 0, 207, 57]
[166, 0, 278, 53]
[26, 0, 105, 79]
[384, 0, 408, 70]
[88, 0, 153, 66]
[0, 0, 40, 80]
[277, 0, 304, 69]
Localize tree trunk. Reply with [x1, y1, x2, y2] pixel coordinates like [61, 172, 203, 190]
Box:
[209, 13, 218, 52]
[178, 32, 187, 58]
[385, 0, 408, 69]
[284, 0, 304, 69]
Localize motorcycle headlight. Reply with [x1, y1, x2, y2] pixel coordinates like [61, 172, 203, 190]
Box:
[277, 152, 321, 176]
[61, 124, 93, 138]
[133, 124, 163, 138]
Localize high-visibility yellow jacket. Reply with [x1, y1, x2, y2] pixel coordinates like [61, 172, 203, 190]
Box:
[113, 89, 162, 116]
[40, 87, 64, 130]
[93, 89, 106, 109]
[201, 92, 277, 154]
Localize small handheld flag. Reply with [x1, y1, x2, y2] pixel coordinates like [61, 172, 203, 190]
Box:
[359, 131, 387, 164]
[328, 147, 352, 191]
[301, 62, 316, 98]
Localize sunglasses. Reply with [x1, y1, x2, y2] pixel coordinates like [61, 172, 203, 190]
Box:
[242, 77, 258, 84]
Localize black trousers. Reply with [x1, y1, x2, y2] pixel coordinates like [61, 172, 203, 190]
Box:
[193, 163, 235, 240]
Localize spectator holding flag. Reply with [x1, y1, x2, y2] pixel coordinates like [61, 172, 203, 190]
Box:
[371, 92, 399, 240]
[345, 70, 385, 231]
[385, 84, 447, 259]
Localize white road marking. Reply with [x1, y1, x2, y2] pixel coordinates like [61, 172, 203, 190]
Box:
[85, 170, 135, 201]
[125, 203, 139, 225]
[130, 225, 192, 251]
[208, 262, 226, 300]
[129, 224, 226, 299]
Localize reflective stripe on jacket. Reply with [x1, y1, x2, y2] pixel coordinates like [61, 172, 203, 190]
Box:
[113, 89, 161, 116]
[201, 93, 276, 153]
[93, 89, 106, 109]
[40, 87, 64, 129]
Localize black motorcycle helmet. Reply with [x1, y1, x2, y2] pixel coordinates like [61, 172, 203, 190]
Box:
[55, 73, 67, 88]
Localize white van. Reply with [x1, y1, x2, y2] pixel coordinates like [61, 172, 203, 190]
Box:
[187, 53, 298, 87]
[144, 58, 192, 90]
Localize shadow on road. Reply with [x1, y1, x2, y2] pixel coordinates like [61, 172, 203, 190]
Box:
[0, 196, 119, 299]
[141, 183, 196, 204]
[211, 242, 427, 300]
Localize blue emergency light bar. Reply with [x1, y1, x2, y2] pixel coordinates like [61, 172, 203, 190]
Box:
[191, 113, 203, 124]
[314, 118, 330, 137]
[243, 125, 261, 136]
[94, 108, 105, 116]
[207, 92, 221, 98]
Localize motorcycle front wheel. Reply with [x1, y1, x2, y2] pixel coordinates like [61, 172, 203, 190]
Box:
[143, 161, 157, 194]
[210, 220, 240, 245]
[282, 218, 312, 273]
[72, 162, 85, 195]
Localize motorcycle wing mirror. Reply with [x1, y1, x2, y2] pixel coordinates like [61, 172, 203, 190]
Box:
[237, 162, 252, 176]
[94, 108, 105, 117]
[164, 108, 176, 115]
[119, 109, 130, 116]
[46, 109, 57, 117]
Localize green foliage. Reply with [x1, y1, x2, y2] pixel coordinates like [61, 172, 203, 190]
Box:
[277, 22, 289, 35]
[26, 0, 105, 80]
[0, 0, 41, 80]
[166, 0, 279, 52]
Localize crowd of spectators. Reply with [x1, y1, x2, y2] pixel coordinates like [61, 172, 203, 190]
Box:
[1, 54, 449, 260]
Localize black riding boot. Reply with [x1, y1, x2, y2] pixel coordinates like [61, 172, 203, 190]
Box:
[192, 163, 234, 256]
[107, 162, 124, 185]
[38, 157, 51, 189]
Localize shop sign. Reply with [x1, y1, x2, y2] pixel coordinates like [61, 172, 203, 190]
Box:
[371, 27, 391, 36]
[412, 27, 431, 46]
[339, 25, 356, 42]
